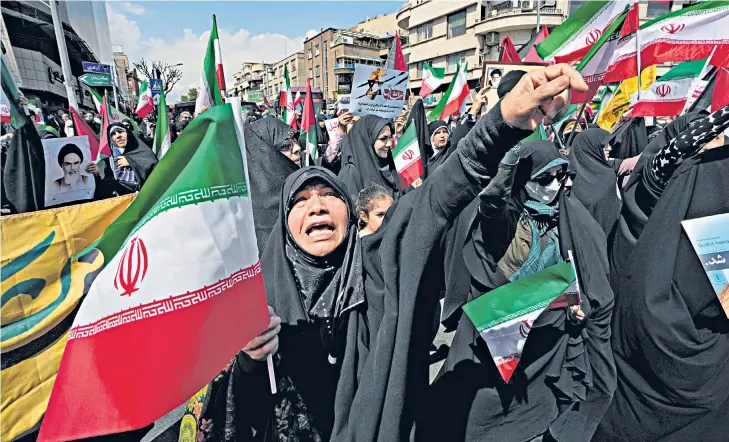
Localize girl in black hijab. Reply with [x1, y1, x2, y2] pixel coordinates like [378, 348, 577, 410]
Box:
[97, 122, 158, 197]
[338, 114, 399, 201]
[423, 140, 616, 442]
[568, 128, 621, 235]
[595, 105, 729, 442]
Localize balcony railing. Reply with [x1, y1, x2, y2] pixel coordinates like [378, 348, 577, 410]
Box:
[477, 7, 562, 23]
[334, 63, 355, 70]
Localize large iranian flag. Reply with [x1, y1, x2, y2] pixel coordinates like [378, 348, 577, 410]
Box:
[135, 80, 154, 118]
[462, 262, 579, 383]
[301, 77, 318, 164]
[631, 59, 709, 117]
[153, 88, 172, 158]
[427, 63, 469, 121]
[195, 14, 226, 115]
[536, 0, 632, 64]
[281, 65, 295, 126]
[38, 101, 270, 441]
[604, 1, 729, 84]
[571, 9, 628, 104]
[420, 61, 445, 99]
[392, 121, 423, 188]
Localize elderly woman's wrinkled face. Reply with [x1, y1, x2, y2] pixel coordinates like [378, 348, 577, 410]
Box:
[432, 127, 449, 149]
[373, 125, 393, 159]
[288, 182, 348, 257]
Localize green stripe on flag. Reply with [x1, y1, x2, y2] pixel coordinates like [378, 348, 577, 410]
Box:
[462, 262, 575, 332]
[659, 59, 707, 81]
[97, 104, 248, 258]
[536, 1, 610, 59]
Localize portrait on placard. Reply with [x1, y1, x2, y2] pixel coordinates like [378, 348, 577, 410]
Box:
[487, 68, 503, 88]
[43, 136, 95, 207]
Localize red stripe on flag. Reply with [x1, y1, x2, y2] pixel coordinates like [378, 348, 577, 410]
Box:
[631, 99, 687, 117]
[620, 3, 640, 38]
[70, 106, 101, 160]
[605, 42, 728, 83]
[398, 159, 424, 189]
[554, 46, 591, 65]
[39, 270, 269, 441]
[500, 36, 522, 63]
[441, 84, 470, 119]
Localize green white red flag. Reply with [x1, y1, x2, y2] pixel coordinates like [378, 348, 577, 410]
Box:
[281, 65, 296, 127]
[301, 77, 318, 165]
[521, 26, 550, 63]
[462, 262, 579, 383]
[570, 9, 628, 104]
[153, 88, 172, 158]
[195, 14, 226, 115]
[536, 0, 631, 64]
[38, 101, 270, 441]
[392, 121, 423, 188]
[427, 62, 469, 121]
[135, 80, 154, 119]
[604, 1, 729, 84]
[631, 58, 708, 117]
[89, 88, 138, 131]
[420, 61, 445, 99]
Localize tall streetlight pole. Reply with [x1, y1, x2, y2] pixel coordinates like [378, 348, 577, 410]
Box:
[49, 0, 78, 109]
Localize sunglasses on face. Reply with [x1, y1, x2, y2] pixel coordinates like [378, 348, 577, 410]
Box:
[533, 168, 569, 186]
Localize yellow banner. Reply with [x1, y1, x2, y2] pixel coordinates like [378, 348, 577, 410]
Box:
[597, 65, 657, 130]
[1, 195, 134, 441]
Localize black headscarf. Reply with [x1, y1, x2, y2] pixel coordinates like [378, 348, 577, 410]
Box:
[98, 122, 158, 195]
[609, 117, 648, 159]
[568, 128, 621, 235]
[338, 115, 399, 201]
[407, 99, 434, 166]
[609, 112, 705, 281]
[244, 118, 301, 254]
[425, 120, 454, 173]
[497, 70, 527, 99]
[595, 146, 729, 442]
[261, 166, 363, 327]
[3, 118, 45, 213]
[424, 140, 616, 442]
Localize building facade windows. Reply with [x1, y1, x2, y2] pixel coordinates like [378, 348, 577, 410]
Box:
[647, 1, 671, 18]
[307, 49, 312, 59]
[417, 21, 433, 42]
[447, 51, 468, 73]
[316, 65, 320, 77]
[315, 44, 320, 56]
[447, 10, 466, 39]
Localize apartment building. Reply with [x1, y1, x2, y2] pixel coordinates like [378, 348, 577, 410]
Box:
[230, 62, 272, 101]
[262, 51, 307, 102]
[304, 28, 406, 102]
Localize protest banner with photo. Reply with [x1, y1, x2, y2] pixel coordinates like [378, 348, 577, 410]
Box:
[0, 195, 136, 442]
[324, 117, 343, 148]
[350, 65, 408, 119]
[42, 136, 96, 208]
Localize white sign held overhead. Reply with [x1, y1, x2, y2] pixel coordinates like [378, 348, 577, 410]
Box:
[350, 65, 408, 119]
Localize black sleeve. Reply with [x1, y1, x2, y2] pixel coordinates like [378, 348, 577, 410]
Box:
[449, 114, 478, 150]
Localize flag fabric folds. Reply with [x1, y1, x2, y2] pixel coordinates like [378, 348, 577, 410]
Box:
[194, 14, 226, 115]
[596, 65, 657, 129]
[604, 1, 729, 84]
[70, 106, 101, 160]
[153, 89, 171, 158]
[462, 262, 578, 383]
[385, 33, 407, 71]
[282, 65, 296, 127]
[38, 102, 270, 441]
[392, 121, 423, 188]
[536, 0, 631, 64]
[427, 63, 469, 122]
[97, 94, 113, 161]
[631, 59, 708, 117]
[420, 61, 445, 99]
[520, 26, 550, 63]
[500, 36, 522, 63]
[301, 77, 318, 164]
[135, 80, 155, 119]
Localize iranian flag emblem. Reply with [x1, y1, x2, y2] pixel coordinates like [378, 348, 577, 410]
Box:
[392, 121, 423, 189]
[462, 261, 579, 383]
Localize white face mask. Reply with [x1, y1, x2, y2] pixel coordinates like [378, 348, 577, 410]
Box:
[525, 178, 561, 204]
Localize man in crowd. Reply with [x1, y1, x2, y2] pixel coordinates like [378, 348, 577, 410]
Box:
[49, 143, 95, 198]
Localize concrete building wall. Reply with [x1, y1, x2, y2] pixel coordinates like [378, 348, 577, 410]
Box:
[350, 12, 400, 36]
[262, 51, 306, 100]
[304, 29, 336, 100]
